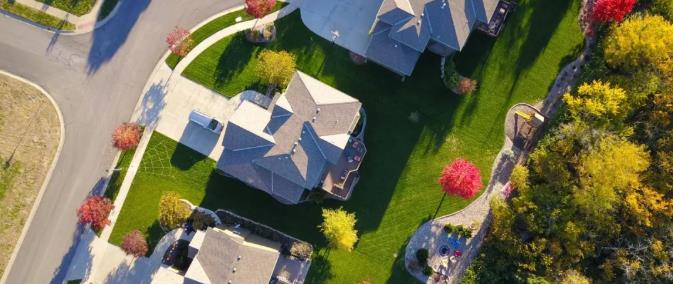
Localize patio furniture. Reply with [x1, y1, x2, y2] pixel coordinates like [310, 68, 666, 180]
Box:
[448, 238, 461, 249]
[354, 155, 361, 162]
[454, 250, 462, 257]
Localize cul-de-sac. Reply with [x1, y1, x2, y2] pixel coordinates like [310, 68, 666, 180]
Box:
[1, 0, 672, 283]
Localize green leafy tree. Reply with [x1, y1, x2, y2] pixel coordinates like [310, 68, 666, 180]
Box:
[255, 50, 296, 89]
[319, 208, 358, 251]
[604, 15, 673, 72]
[159, 191, 191, 230]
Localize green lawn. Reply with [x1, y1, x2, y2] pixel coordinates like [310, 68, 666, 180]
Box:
[35, 0, 94, 16]
[165, 2, 288, 69]
[111, 0, 583, 282]
[103, 149, 135, 202]
[1, 0, 75, 30]
[0, 161, 20, 200]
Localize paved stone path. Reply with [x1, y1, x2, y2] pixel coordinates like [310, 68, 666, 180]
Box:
[403, 33, 595, 284]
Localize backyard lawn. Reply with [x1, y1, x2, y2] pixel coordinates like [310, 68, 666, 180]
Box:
[110, 0, 584, 282]
[165, 1, 288, 69]
[1, 0, 75, 30]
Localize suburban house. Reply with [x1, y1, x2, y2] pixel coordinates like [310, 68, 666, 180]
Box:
[216, 71, 366, 205]
[154, 217, 312, 284]
[366, 0, 512, 76]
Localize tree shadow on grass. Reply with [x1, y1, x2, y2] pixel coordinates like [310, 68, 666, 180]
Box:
[304, 249, 333, 283]
[145, 220, 164, 256]
[214, 33, 259, 89]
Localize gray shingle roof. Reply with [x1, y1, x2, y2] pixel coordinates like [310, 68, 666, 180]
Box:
[366, 0, 499, 75]
[194, 228, 280, 284]
[218, 71, 363, 204]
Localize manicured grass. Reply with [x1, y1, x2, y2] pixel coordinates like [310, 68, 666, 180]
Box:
[165, 2, 288, 69]
[112, 0, 583, 282]
[96, 0, 117, 21]
[35, 0, 94, 16]
[103, 149, 136, 202]
[1, 0, 75, 30]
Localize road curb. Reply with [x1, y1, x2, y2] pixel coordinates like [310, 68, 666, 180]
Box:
[0, 0, 123, 35]
[0, 70, 65, 284]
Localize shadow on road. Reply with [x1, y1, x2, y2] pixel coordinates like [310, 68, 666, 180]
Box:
[49, 224, 87, 284]
[86, 0, 150, 74]
[136, 81, 167, 129]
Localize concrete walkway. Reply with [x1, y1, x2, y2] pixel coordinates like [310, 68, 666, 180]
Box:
[12, 0, 118, 32]
[65, 227, 185, 283]
[403, 34, 595, 284]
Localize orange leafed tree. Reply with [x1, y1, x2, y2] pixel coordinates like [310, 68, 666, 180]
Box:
[439, 158, 483, 199]
[77, 196, 114, 231]
[112, 122, 141, 150]
[165, 27, 194, 57]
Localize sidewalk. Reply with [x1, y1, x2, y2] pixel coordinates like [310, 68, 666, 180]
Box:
[12, 0, 115, 32]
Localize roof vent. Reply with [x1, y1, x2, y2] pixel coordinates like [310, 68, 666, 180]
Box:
[312, 116, 316, 122]
[237, 255, 241, 261]
[316, 107, 321, 113]
[292, 148, 297, 154]
[233, 267, 237, 273]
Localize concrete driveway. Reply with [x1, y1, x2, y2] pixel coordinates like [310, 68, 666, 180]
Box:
[148, 69, 270, 161]
[300, 0, 382, 55]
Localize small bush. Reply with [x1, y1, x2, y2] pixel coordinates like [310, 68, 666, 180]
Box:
[443, 59, 461, 91]
[457, 78, 478, 95]
[423, 265, 433, 276]
[416, 248, 429, 266]
[443, 224, 473, 239]
[289, 241, 313, 260]
[190, 210, 216, 231]
[121, 230, 148, 257]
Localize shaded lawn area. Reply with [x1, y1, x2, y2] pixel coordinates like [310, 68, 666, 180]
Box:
[112, 0, 583, 282]
[165, 2, 288, 69]
[35, 0, 94, 16]
[1, 0, 75, 30]
[103, 149, 136, 202]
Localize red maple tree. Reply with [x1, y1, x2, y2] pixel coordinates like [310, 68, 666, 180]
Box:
[112, 122, 141, 150]
[77, 196, 114, 231]
[165, 27, 194, 57]
[591, 0, 636, 23]
[121, 230, 148, 257]
[245, 0, 276, 19]
[439, 158, 483, 199]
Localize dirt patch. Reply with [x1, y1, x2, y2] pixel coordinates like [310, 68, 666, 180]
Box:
[0, 74, 60, 276]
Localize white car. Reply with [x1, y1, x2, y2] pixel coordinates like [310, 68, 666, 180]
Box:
[189, 110, 223, 134]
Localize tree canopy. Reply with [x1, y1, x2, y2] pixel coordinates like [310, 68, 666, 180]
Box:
[563, 80, 627, 126]
[77, 196, 114, 231]
[158, 191, 191, 230]
[591, 0, 636, 23]
[245, 0, 276, 19]
[256, 50, 296, 89]
[319, 208, 358, 251]
[438, 158, 483, 199]
[112, 122, 141, 150]
[604, 15, 673, 73]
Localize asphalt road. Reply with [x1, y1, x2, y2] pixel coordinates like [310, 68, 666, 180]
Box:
[0, 0, 242, 282]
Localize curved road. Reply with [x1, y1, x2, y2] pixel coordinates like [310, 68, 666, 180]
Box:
[0, 0, 241, 282]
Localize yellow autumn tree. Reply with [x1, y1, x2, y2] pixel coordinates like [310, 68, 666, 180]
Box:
[256, 49, 296, 89]
[159, 191, 192, 230]
[624, 187, 673, 228]
[319, 208, 358, 251]
[604, 14, 673, 72]
[575, 136, 649, 215]
[563, 81, 627, 125]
